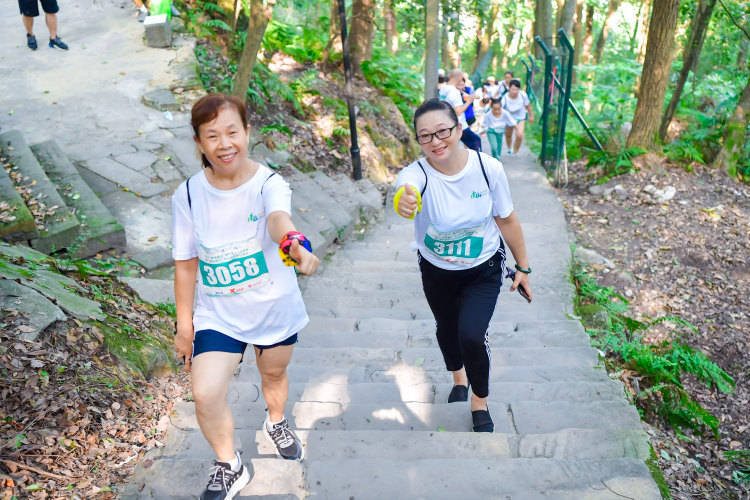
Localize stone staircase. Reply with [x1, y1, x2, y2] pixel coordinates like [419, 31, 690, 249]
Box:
[0, 130, 126, 257]
[120, 149, 661, 499]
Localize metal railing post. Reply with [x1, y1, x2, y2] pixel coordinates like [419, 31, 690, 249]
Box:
[535, 36, 553, 168]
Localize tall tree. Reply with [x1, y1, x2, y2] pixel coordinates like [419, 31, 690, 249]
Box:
[627, 0, 681, 149]
[322, 0, 341, 64]
[659, 0, 717, 141]
[572, 0, 584, 66]
[425, 0, 440, 100]
[534, 0, 553, 57]
[560, 0, 576, 36]
[350, 0, 375, 74]
[593, 0, 623, 63]
[581, 4, 595, 62]
[636, 0, 651, 64]
[472, 0, 501, 74]
[384, 0, 398, 54]
[716, 71, 750, 174]
[232, 0, 276, 100]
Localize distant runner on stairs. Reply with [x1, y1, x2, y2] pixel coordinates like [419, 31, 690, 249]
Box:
[171, 93, 319, 500]
[394, 98, 533, 433]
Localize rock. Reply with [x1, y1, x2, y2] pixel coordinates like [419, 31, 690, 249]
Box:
[141, 89, 180, 112]
[0, 278, 66, 339]
[642, 185, 676, 204]
[588, 179, 619, 196]
[611, 185, 629, 200]
[0, 241, 50, 264]
[144, 14, 172, 49]
[574, 246, 615, 269]
[578, 304, 611, 330]
[120, 277, 174, 304]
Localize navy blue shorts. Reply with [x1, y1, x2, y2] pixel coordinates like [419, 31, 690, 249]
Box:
[19, 0, 59, 17]
[192, 329, 298, 361]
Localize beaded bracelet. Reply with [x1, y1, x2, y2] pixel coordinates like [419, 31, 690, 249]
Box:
[514, 263, 532, 274]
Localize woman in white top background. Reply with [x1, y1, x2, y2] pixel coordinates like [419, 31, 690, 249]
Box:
[501, 79, 534, 155]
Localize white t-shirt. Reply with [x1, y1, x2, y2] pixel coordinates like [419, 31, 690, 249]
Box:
[501, 91, 531, 120]
[498, 81, 511, 96]
[396, 151, 514, 271]
[439, 85, 469, 129]
[486, 84, 500, 99]
[483, 110, 517, 129]
[171, 165, 308, 345]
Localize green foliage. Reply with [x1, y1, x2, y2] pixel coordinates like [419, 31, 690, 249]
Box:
[155, 302, 176, 318]
[259, 122, 293, 137]
[586, 146, 647, 183]
[361, 49, 423, 127]
[572, 261, 734, 438]
[263, 19, 328, 63]
[725, 449, 750, 484]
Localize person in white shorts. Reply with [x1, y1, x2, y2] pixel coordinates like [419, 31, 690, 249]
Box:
[172, 93, 319, 500]
[393, 98, 532, 433]
[501, 79, 534, 154]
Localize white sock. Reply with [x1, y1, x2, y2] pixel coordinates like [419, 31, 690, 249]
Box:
[226, 451, 241, 472]
[139, 6, 148, 13]
[266, 415, 284, 430]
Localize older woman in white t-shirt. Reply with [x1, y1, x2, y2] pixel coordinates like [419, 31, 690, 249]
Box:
[500, 79, 534, 155]
[393, 98, 533, 434]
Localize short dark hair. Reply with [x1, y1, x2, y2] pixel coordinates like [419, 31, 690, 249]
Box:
[490, 98, 502, 107]
[191, 93, 248, 168]
[505, 71, 514, 77]
[438, 75, 446, 84]
[509, 79, 522, 89]
[413, 98, 459, 131]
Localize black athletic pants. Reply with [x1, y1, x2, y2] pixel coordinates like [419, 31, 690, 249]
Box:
[418, 246, 505, 398]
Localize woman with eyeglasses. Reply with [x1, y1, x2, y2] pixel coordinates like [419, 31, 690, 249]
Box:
[393, 98, 533, 433]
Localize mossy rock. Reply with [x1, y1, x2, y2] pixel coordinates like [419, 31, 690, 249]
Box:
[578, 304, 611, 330]
[95, 318, 175, 379]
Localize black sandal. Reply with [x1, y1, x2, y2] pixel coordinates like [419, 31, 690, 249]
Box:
[472, 408, 494, 432]
[447, 384, 469, 403]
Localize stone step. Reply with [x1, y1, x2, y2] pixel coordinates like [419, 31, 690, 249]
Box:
[31, 140, 126, 257]
[271, 346, 599, 369]
[303, 457, 660, 499]
[119, 457, 304, 499]
[0, 159, 37, 241]
[153, 428, 650, 462]
[306, 304, 570, 321]
[0, 130, 80, 253]
[228, 380, 625, 405]
[171, 399, 641, 434]
[237, 363, 614, 386]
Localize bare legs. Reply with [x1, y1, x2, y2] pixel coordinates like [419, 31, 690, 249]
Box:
[504, 120, 527, 153]
[451, 367, 488, 411]
[255, 344, 294, 423]
[21, 13, 57, 38]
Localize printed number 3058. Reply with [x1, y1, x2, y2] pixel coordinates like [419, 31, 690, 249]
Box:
[203, 258, 260, 285]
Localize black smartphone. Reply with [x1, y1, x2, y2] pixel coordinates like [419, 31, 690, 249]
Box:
[505, 267, 532, 303]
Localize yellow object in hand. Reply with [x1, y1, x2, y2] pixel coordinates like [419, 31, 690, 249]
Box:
[393, 184, 422, 219]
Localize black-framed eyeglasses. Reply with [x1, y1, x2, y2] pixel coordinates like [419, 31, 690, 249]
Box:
[416, 125, 457, 145]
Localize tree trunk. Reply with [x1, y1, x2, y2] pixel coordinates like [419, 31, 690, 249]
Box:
[425, 0, 440, 100]
[659, 0, 717, 141]
[534, 0, 553, 57]
[738, 39, 749, 69]
[232, 0, 242, 32]
[627, 0, 681, 149]
[560, 0, 576, 36]
[716, 72, 750, 174]
[636, 0, 651, 64]
[322, 0, 342, 65]
[581, 4, 594, 63]
[593, 0, 622, 63]
[572, 0, 584, 66]
[384, 0, 398, 54]
[472, 0, 501, 75]
[232, 0, 275, 100]
[350, 0, 375, 74]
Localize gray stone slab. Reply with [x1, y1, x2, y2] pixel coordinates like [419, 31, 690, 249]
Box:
[64, 143, 137, 163]
[151, 158, 183, 182]
[31, 140, 126, 257]
[75, 165, 119, 197]
[144, 14, 172, 48]
[304, 458, 660, 499]
[0, 159, 37, 241]
[166, 136, 202, 178]
[0, 261, 103, 320]
[113, 151, 159, 173]
[141, 88, 180, 112]
[0, 131, 80, 253]
[0, 241, 50, 263]
[120, 277, 174, 304]
[82, 157, 167, 198]
[0, 278, 66, 339]
[101, 190, 172, 270]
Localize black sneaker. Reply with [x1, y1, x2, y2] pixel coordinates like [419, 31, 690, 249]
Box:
[264, 417, 304, 461]
[27, 34, 37, 50]
[199, 452, 250, 500]
[472, 408, 494, 433]
[448, 384, 469, 403]
[48, 37, 68, 50]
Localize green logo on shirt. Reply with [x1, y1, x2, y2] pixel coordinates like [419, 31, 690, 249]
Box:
[471, 190, 488, 199]
[248, 213, 258, 222]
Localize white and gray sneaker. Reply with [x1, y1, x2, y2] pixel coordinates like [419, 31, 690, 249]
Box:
[264, 417, 304, 461]
[199, 451, 250, 500]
